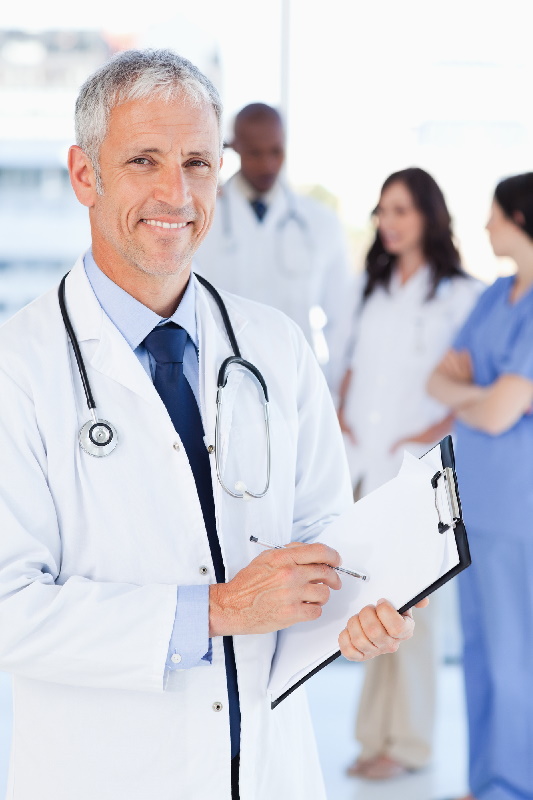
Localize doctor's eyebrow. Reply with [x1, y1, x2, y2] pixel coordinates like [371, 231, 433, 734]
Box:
[185, 150, 215, 159]
[126, 148, 215, 161]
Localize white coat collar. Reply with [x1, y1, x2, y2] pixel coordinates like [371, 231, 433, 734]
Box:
[222, 172, 290, 225]
[63, 256, 249, 411]
[64, 258, 158, 406]
[389, 264, 431, 297]
[231, 171, 282, 206]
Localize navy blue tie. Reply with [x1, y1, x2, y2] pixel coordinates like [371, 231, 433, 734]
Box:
[143, 322, 241, 759]
[250, 198, 267, 222]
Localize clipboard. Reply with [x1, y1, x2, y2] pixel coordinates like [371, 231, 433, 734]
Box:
[269, 435, 470, 709]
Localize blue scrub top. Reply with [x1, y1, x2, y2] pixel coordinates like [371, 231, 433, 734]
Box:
[453, 276, 533, 540]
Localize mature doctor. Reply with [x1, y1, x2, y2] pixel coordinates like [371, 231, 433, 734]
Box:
[194, 102, 353, 391]
[0, 50, 424, 800]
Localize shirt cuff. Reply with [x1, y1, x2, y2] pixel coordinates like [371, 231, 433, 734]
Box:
[166, 584, 211, 670]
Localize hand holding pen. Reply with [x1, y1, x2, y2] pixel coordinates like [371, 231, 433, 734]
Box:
[209, 534, 421, 667]
[210, 539, 349, 637]
[249, 536, 368, 581]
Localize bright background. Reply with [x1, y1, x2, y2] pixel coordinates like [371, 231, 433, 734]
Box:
[2, 0, 533, 297]
[0, 2, 531, 796]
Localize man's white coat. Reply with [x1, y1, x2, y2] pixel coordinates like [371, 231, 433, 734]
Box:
[194, 174, 354, 391]
[0, 258, 352, 800]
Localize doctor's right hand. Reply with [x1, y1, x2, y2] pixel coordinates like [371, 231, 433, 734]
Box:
[208, 543, 342, 636]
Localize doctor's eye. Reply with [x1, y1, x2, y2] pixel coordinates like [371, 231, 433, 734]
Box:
[129, 158, 153, 166]
[186, 159, 210, 168]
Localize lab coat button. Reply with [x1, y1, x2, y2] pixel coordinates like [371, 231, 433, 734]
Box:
[207, 445, 215, 454]
[199, 565, 209, 576]
[173, 442, 180, 451]
[170, 653, 182, 664]
[213, 702, 223, 712]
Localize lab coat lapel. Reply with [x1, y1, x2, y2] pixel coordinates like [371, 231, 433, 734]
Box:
[391, 264, 430, 303]
[64, 258, 160, 407]
[225, 175, 260, 232]
[64, 257, 251, 416]
[260, 182, 289, 232]
[226, 173, 290, 233]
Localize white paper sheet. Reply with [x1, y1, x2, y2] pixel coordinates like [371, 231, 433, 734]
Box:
[268, 448, 460, 702]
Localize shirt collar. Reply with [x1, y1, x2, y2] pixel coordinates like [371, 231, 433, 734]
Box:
[234, 171, 281, 206]
[390, 264, 430, 294]
[83, 249, 198, 351]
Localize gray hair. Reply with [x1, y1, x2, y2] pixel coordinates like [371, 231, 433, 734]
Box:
[75, 49, 223, 194]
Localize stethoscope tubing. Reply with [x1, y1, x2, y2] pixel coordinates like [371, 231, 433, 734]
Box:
[59, 274, 97, 415]
[59, 270, 271, 496]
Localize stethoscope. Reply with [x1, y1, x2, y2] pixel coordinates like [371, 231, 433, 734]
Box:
[219, 182, 314, 275]
[58, 272, 271, 500]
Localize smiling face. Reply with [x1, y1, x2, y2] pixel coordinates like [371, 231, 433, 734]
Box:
[70, 94, 221, 286]
[375, 181, 425, 257]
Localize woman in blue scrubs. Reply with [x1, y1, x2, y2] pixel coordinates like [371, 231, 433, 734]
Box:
[428, 173, 533, 800]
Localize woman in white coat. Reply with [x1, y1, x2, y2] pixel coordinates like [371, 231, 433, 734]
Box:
[338, 168, 482, 780]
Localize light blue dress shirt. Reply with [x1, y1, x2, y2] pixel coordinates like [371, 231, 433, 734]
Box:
[84, 251, 211, 671]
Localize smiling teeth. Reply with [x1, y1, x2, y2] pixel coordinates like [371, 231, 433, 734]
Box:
[142, 219, 188, 229]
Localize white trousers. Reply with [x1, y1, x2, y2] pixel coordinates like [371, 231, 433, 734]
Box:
[355, 602, 438, 769]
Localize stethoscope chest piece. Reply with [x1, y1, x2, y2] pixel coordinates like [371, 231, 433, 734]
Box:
[79, 419, 118, 457]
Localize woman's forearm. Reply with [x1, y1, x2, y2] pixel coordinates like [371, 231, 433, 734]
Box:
[337, 368, 353, 412]
[390, 412, 455, 453]
[455, 375, 533, 435]
[427, 370, 486, 411]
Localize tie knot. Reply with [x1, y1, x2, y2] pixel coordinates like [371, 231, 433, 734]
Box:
[250, 198, 267, 222]
[143, 322, 188, 364]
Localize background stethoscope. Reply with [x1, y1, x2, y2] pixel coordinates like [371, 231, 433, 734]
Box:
[219, 182, 314, 275]
[58, 272, 271, 499]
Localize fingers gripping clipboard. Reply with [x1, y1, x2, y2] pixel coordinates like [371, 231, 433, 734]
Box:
[268, 436, 470, 709]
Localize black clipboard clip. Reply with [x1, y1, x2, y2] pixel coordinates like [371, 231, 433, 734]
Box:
[431, 468, 461, 534]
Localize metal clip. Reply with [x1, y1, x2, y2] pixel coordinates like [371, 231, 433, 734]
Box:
[443, 467, 460, 520]
[431, 469, 460, 534]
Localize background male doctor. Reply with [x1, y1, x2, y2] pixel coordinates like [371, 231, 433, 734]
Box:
[194, 102, 353, 393]
[0, 49, 424, 800]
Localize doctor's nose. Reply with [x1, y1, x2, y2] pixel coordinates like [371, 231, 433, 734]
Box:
[153, 165, 192, 207]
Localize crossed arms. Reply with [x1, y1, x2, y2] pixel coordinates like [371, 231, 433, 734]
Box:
[427, 349, 533, 436]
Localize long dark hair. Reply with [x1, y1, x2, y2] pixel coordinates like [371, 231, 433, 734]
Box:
[494, 173, 533, 240]
[363, 167, 464, 301]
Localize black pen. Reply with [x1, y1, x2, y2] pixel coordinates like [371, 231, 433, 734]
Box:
[249, 535, 368, 581]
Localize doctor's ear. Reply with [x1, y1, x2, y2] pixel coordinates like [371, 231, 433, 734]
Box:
[68, 145, 98, 208]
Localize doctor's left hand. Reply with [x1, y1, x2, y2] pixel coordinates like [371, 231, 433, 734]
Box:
[338, 597, 429, 662]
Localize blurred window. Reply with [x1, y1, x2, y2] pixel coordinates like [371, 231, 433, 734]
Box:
[0, 167, 70, 198]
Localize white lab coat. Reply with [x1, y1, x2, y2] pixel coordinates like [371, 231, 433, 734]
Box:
[194, 174, 353, 393]
[343, 267, 483, 492]
[0, 258, 352, 800]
